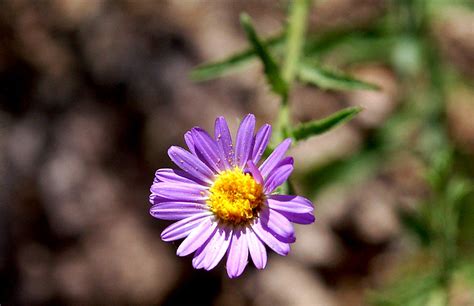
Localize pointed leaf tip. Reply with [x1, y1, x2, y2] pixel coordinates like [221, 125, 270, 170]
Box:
[291, 106, 362, 141]
[240, 12, 288, 97]
[298, 64, 380, 91]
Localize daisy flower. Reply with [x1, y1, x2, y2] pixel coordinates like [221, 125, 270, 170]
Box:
[149, 114, 315, 278]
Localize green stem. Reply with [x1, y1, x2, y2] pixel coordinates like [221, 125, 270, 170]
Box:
[275, 101, 290, 144]
[282, 0, 311, 85]
[276, 0, 311, 142]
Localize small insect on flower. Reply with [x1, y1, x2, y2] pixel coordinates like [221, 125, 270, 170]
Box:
[149, 114, 315, 278]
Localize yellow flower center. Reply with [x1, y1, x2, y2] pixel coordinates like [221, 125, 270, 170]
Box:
[207, 167, 265, 224]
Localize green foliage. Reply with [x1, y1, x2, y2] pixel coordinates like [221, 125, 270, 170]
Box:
[444, 177, 472, 208]
[282, 0, 311, 83]
[458, 261, 474, 287]
[298, 63, 380, 91]
[368, 272, 439, 306]
[391, 35, 423, 77]
[301, 150, 380, 197]
[291, 106, 362, 141]
[399, 209, 432, 247]
[305, 33, 395, 65]
[426, 149, 453, 191]
[240, 13, 288, 98]
[189, 34, 284, 81]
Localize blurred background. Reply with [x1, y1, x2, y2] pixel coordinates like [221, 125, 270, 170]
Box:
[1, 0, 473, 305]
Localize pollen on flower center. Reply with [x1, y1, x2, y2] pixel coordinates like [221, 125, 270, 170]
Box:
[207, 167, 264, 224]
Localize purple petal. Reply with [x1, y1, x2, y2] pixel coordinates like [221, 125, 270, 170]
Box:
[264, 164, 294, 193]
[251, 218, 290, 256]
[259, 207, 295, 240]
[191, 127, 224, 173]
[226, 228, 249, 278]
[251, 124, 271, 164]
[214, 116, 234, 169]
[193, 226, 232, 270]
[274, 156, 294, 168]
[177, 218, 218, 256]
[168, 146, 214, 184]
[235, 114, 256, 168]
[149, 193, 168, 205]
[150, 202, 209, 220]
[150, 182, 208, 202]
[161, 213, 213, 242]
[276, 210, 315, 224]
[270, 232, 296, 243]
[191, 244, 208, 269]
[184, 131, 196, 155]
[246, 228, 267, 269]
[246, 160, 263, 185]
[259, 138, 292, 178]
[154, 168, 202, 185]
[267, 195, 313, 214]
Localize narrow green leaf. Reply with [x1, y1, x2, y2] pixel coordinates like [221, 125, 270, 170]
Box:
[291, 106, 362, 141]
[190, 34, 284, 81]
[298, 63, 380, 91]
[240, 13, 288, 97]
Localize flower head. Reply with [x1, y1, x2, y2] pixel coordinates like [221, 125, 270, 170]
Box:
[150, 114, 315, 278]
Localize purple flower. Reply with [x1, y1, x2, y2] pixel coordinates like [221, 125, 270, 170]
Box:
[150, 114, 315, 278]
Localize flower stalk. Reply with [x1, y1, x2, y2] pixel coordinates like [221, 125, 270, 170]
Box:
[275, 0, 311, 143]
